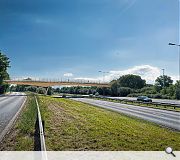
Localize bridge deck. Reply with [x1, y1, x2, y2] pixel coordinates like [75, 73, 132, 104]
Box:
[4, 80, 110, 87]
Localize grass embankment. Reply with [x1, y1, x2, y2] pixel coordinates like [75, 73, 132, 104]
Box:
[0, 93, 37, 150]
[93, 97, 180, 112]
[38, 96, 180, 151]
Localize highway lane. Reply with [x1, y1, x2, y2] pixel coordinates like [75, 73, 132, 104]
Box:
[0, 92, 26, 141]
[106, 96, 180, 104]
[72, 98, 180, 131]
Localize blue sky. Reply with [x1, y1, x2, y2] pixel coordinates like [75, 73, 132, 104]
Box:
[0, 0, 179, 83]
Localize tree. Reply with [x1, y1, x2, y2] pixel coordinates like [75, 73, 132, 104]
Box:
[154, 84, 162, 93]
[54, 88, 61, 93]
[26, 86, 38, 92]
[110, 80, 118, 96]
[155, 75, 173, 88]
[166, 85, 175, 97]
[0, 83, 9, 94]
[0, 51, 10, 84]
[0, 51, 10, 94]
[16, 85, 26, 92]
[47, 87, 53, 95]
[37, 87, 46, 94]
[118, 74, 146, 89]
[117, 87, 132, 97]
[110, 79, 133, 96]
[175, 81, 180, 100]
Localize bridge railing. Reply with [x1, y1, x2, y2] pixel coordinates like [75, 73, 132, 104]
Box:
[7, 78, 109, 84]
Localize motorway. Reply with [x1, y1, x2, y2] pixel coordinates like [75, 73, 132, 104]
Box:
[0, 92, 26, 141]
[107, 96, 180, 104]
[72, 98, 180, 131]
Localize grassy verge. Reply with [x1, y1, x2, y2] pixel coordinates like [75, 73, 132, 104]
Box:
[0, 93, 37, 150]
[38, 96, 180, 151]
[93, 97, 180, 112]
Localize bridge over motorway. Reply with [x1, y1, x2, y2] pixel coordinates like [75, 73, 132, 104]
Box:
[4, 79, 110, 88]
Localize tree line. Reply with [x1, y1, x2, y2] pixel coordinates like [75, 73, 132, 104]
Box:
[55, 74, 180, 99]
[10, 74, 180, 100]
[0, 51, 10, 94]
[10, 85, 54, 95]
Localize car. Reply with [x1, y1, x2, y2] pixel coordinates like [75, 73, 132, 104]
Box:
[137, 96, 152, 102]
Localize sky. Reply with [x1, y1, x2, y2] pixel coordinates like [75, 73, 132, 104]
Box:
[0, 0, 179, 83]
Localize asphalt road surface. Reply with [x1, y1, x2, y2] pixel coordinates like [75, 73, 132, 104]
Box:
[106, 96, 180, 104]
[0, 92, 26, 141]
[72, 98, 180, 131]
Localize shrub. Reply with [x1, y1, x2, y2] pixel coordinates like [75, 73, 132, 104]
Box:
[62, 94, 66, 98]
[47, 87, 53, 95]
[127, 93, 140, 97]
[161, 95, 170, 99]
[26, 86, 37, 92]
[153, 94, 162, 99]
[117, 87, 132, 97]
[37, 87, 46, 94]
[175, 88, 180, 100]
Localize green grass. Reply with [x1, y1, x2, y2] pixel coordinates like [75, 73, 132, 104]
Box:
[0, 93, 37, 151]
[38, 96, 180, 151]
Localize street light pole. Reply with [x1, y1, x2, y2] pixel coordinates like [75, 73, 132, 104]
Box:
[162, 68, 165, 87]
[98, 71, 109, 96]
[98, 71, 109, 83]
[168, 43, 180, 81]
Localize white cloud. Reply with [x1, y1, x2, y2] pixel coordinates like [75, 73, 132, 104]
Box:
[108, 65, 161, 84]
[12, 65, 178, 84]
[74, 65, 162, 84]
[63, 73, 74, 77]
[171, 75, 179, 83]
